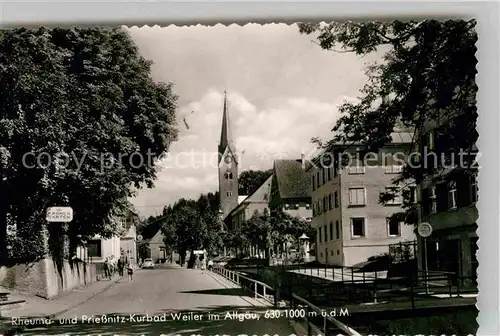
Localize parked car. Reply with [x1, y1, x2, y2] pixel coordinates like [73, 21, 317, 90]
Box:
[142, 258, 154, 269]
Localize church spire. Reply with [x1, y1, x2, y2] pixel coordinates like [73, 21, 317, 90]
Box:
[218, 90, 236, 160]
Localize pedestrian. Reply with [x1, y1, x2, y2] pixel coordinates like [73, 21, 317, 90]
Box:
[127, 263, 134, 281]
[103, 257, 110, 280]
[117, 258, 124, 277]
[208, 259, 214, 271]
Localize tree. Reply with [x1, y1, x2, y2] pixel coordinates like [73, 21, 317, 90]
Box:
[238, 169, 273, 195]
[159, 192, 224, 267]
[0, 27, 179, 265]
[241, 209, 311, 263]
[299, 20, 477, 224]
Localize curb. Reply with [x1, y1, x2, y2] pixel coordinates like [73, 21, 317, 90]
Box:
[47, 275, 123, 319]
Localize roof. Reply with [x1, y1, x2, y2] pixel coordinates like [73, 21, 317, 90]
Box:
[306, 132, 414, 171]
[140, 221, 162, 240]
[226, 176, 273, 219]
[273, 160, 312, 199]
[238, 196, 247, 205]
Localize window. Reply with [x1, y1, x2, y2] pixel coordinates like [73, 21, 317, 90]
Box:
[348, 159, 365, 174]
[323, 226, 327, 242]
[448, 180, 457, 210]
[312, 204, 316, 217]
[316, 172, 320, 187]
[334, 192, 339, 208]
[323, 197, 327, 212]
[337, 250, 340, 255]
[385, 154, 403, 174]
[322, 168, 326, 184]
[422, 188, 435, 215]
[328, 194, 332, 210]
[333, 167, 338, 177]
[428, 131, 435, 151]
[408, 185, 417, 204]
[351, 218, 365, 238]
[318, 227, 322, 243]
[317, 201, 322, 214]
[312, 176, 315, 191]
[430, 187, 437, 214]
[87, 239, 102, 258]
[335, 220, 340, 239]
[348, 187, 366, 206]
[329, 222, 333, 241]
[224, 171, 233, 179]
[471, 173, 478, 203]
[327, 167, 332, 180]
[226, 191, 232, 197]
[385, 186, 402, 205]
[331, 250, 334, 256]
[387, 218, 401, 237]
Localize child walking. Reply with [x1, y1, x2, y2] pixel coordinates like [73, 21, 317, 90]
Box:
[127, 263, 134, 281]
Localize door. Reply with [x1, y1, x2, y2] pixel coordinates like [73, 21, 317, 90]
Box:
[439, 239, 460, 275]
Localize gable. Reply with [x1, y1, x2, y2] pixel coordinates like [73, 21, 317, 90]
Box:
[245, 175, 273, 203]
[150, 229, 165, 244]
[219, 145, 239, 166]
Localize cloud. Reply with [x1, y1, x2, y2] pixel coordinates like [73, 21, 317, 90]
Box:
[126, 24, 381, 217]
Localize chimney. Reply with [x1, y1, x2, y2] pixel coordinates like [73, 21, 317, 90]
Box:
[301, 151, 306, 170]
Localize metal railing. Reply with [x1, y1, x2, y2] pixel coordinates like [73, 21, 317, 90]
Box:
[211, 266, 362, 336]
[212, 266, 274, 303]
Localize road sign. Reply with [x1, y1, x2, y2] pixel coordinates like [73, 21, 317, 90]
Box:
[193, 250, 204, 255]
[137, 235, 143, 241]
[46, 206, 73, 222]
[418, 222, 433, 238]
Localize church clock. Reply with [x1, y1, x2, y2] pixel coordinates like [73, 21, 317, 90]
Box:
[224, 154, 233, 167]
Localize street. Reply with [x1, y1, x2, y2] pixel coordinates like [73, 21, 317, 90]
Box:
[9, 265, 295, 335]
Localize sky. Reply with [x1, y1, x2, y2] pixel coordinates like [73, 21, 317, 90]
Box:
[126, 23, 382, 217]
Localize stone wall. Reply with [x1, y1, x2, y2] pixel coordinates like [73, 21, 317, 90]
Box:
[0, 258, 96, 299]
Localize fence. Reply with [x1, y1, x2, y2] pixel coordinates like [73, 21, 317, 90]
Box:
[211, 266, 363, 336]
[389, 240, 418, 263]
[234, 263, 470, 309]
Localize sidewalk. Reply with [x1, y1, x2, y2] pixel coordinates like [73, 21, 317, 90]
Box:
[1, 275, 122, 319]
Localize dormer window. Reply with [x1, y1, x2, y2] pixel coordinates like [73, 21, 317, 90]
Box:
[224, 171, 233, 180]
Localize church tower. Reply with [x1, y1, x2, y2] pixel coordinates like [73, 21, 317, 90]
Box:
[218, 90, 239, 220]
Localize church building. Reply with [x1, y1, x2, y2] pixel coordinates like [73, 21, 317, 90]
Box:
[217, 91, 245, 224]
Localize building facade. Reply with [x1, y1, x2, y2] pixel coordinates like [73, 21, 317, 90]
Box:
[416, 122, 478, 285]
[78, 207, 139, 265]
[269, 158, 312, 221]
[309, 133, 416, 267]
[227, 175, 273, 231]
[119, 208, 139, 265]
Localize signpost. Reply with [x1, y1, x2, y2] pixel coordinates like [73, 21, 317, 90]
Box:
[418, 222, 433, 295]
[46, 207, 73, 222]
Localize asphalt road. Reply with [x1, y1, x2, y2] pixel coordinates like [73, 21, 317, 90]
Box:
[10, 265, 295, 335]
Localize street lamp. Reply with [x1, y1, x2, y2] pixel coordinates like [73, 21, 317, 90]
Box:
[298, 233, 310, 263]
